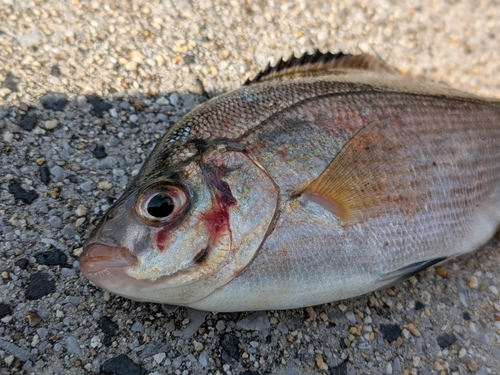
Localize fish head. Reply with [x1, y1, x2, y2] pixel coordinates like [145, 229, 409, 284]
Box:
[80, 144, 278, 306]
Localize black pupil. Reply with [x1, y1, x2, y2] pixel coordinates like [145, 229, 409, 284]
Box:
[147, 193, 174, 218]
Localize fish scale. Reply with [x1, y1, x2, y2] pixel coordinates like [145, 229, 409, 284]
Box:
[80, 53, 500, 311]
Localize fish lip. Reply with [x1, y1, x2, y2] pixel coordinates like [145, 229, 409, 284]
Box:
[79, 243, 138, 277]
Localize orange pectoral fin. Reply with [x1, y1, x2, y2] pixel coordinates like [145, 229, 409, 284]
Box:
[302, 121, 422, 226]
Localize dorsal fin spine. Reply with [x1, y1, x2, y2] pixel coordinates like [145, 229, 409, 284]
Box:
[244, 50, 398, 85]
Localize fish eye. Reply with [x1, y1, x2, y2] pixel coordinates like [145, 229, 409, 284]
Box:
[137, 183, 188, 224]
[147, 193, 174, 218]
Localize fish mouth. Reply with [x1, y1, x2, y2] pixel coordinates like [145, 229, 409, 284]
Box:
[80, 243, 162, 301]
[80, 243, 138, 276]
[79, 243, 188, 303]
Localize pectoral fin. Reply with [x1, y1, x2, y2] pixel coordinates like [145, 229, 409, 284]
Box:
[302, 121, 422, 226]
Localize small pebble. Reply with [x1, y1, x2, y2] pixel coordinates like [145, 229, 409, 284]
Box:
[0, 304, 12, 318]
[60, 268, 75, 277]
[156, 97, 170, 105]
[169, 93, 179, 105]
[3, 131, 14, 142]
[153, 352, 166, 364]
[467, 359, 479, 372]
[315, 356, 328, 371]
[459, 347, 467, 358]
[436, 333, 457, 348]
[404, 323, 422, 337]
[98, 181, 113, 190]
[90, 336, 101, 348]
[130, 50, 145, 62]
[79, 181, 93, 192]
[19, 114, 37, 131]
[76, 96, 87, 106]
[467, 276, 478, 289]
[86, 95, 112, 117]
[93, 144, 107, 159]
[35, 250, 68, 266]
[75, 205, 87, 217]
[48, 216, 62, 228]
[4, 355, 14, 366]
[125, 61, 138, 71]
[99, 317, 119, 336]
[25, 272, 56, 300]
[435, 266, 447, 277]
[28, 312, 42, 327]
[386, 362, 393, 374]
[306, 306, 317, 321]
[41, 92, 68, 111]
[221, 334, 240, 360]
[131, 321, 144, 333]
[64, 339, 82, 362]
[380, 324, 402, 343]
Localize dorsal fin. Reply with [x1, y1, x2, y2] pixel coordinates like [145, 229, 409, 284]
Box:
[244, 51, 399, 85]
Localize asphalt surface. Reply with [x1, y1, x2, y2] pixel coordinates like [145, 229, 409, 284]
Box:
[0, 1, 499, 374]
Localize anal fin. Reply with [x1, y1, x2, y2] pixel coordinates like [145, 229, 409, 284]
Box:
[377, 257, 448, 288]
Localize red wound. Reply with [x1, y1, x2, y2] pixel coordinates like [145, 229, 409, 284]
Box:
[203, 192, 235, 245]
[155, 230, 170, 252]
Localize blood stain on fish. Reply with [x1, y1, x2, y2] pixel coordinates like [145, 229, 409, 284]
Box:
[155, 230, 170, 252]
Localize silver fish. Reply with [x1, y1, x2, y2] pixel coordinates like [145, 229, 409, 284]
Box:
[80, 52, 500, 311]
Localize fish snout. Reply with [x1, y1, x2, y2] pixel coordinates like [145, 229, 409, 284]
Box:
[79, 243, 138, 277]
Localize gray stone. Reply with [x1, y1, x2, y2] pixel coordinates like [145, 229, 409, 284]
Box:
[345, 311, 356, 324]
[172, 355, 183, 369]
[79, 181, 93, 192]
[17, 29, 44, 47]
[131, 321, 144, 333]
[215, 320, 226, 331]
[48, 216, 62, 228]
[0, 339, 36, 361]
[65, 335, 83, 358]
[60, 268, 76, 277]
[169, 93, 179, 106]
[62, 223, 76, 238]
[198, 350, 208, 367]
[65, 296, 82, 305]
[285, 360, 300, 375]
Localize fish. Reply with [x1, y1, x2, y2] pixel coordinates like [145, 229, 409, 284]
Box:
[80, 51, 500, 312]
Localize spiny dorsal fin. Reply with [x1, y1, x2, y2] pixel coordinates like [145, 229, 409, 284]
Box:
[244, 51, 399, 85]
[301, 121, 424, 227]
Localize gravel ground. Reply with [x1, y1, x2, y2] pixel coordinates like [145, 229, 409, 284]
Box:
[1, 1, 499, 374]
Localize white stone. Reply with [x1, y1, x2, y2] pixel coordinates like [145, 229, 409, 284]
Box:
[90, 336, 101, 348]
[75, 205, 87, 217]
[45, 120, 59, 130]
[155, 97, 170, 105]
[153, 352, 166, 364]
[3, 131, 14, 143]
